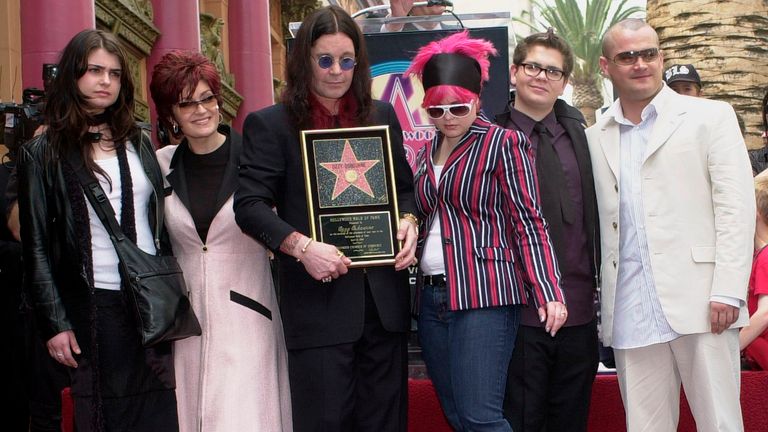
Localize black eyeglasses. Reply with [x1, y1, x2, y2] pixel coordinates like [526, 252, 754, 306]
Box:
[519, 63, 565, 81]
[176, 94, 218, 113]
[314, 55, 356, 71]
[426, 101, 474, 119]
[611, 48, 660, 66]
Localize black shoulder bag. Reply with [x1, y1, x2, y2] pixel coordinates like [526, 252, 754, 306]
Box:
[70, 142, 201, 347]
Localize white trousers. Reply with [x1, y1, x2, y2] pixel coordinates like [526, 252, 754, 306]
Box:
[614, 329, 743, 432]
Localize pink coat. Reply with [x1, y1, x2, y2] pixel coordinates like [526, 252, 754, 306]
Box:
[157, 144, 292, 431]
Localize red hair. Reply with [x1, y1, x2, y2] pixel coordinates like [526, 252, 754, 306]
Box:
[405, 30, 497, 107]
[150, 50, 223, 137]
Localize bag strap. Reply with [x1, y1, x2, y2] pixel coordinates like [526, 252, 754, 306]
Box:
[134, 126, 166, 248]
[66, 151, 129, 246]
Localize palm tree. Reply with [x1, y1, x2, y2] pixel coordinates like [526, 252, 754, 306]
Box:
[522, 0, 643, 125]
[646, 0, 768, 149]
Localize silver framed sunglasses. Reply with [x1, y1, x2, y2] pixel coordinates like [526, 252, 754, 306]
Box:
[314, 54, 357, 71]
[176, 94, 218, 113]
[611, 48, 660, 66]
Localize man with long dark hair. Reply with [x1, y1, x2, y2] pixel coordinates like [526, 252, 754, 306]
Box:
[235, 6, 417, 431]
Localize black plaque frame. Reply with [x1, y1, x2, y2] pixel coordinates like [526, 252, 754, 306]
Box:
[301, 125, 401, 267]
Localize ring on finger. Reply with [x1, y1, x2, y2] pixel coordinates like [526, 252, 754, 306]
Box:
[322, 276, 332, 283]
[559, 311, 566, 317]
[337, 250, 345, 258]
[56, 352, 64, 358]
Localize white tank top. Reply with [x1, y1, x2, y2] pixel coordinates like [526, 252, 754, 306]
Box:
[87, 143, 156, 290]
[419, 164, 446, 276]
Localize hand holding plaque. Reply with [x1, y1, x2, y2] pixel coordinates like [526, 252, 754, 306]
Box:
[301, 126, 402, 267]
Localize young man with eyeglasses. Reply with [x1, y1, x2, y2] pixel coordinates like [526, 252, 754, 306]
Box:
[588, 19, 753, 431]
[494, 29, 600, 432]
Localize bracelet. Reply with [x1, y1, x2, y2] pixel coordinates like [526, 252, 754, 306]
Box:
[300, 237, 314, 253]
[401, 212, 419, 227]
[296, 237, 314, 262]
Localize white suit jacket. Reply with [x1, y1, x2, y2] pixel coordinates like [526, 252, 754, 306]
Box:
[586, 85, 755, 346]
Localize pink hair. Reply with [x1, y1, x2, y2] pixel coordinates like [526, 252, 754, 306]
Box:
[404, 30, 497, 107]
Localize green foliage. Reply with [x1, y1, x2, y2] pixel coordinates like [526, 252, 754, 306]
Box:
[281, 0, 321, 36]
[519, 0, 643, 83]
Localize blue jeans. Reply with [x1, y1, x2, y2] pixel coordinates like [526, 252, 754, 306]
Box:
[418, 282, 520, 432]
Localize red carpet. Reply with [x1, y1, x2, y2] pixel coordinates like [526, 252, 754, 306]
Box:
[407, 372, 768, 431]
[62, 372, 768, 431]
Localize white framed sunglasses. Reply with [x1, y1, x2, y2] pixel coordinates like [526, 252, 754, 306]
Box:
[426, 100, 474, 119]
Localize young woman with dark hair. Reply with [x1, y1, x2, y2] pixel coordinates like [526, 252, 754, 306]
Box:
[17, 29, 178, 431]
[150, 50, 292, 431]
[234, 6, 417, 431]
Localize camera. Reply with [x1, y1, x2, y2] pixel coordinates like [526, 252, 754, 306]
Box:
[0, 64, 57, 158]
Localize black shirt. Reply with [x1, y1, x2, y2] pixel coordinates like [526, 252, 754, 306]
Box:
[504, 106, 594, 327]
[182, 136, 230, 243]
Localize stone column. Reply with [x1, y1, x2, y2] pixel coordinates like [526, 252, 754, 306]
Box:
[20, 0, 94, 90]
[228, 0, 273, 131]
[148, 0, 200, 141]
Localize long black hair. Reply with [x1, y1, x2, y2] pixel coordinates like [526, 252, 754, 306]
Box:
[281, 5, 372, 130]
[44, 29, 137, 176]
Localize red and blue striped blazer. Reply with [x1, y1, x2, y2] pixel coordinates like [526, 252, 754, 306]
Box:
[415, 115, 563, 311]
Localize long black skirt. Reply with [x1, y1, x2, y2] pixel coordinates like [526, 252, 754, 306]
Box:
[70, 289, 178, 432]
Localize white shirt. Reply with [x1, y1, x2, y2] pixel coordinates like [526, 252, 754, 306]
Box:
[420, 165, 445, 276]
[87, 143, 156, 290]
[611, 99, 679, 349]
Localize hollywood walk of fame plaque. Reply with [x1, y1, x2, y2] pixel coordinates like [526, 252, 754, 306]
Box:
[301, 126, 401, 267]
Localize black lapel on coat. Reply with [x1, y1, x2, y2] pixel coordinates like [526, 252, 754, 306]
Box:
[166, 141, 192, 212]
[213, 126, 241, 213]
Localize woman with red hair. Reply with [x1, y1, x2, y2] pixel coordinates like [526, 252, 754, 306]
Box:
[405, 31, 567, 431]
[150, 50, 292, 431]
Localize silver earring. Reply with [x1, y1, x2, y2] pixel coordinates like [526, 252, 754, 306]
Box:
[172, 122, 180, 135]
[218, 112, 224, 124]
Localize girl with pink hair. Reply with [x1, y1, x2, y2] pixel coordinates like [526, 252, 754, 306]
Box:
[405, 31, 567, 431]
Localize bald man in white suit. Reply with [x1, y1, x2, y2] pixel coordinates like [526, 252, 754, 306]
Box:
[587, 19, 754, 432]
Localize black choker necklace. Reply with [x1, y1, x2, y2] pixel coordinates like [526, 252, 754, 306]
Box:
[87, 111, 110, 126]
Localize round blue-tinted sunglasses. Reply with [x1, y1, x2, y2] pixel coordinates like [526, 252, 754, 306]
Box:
[315, 54, 357, 71]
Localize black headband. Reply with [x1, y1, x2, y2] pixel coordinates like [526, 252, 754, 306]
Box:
[422, 53, 482, 94]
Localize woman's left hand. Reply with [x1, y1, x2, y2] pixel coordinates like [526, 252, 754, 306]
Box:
[394, 218, 418, 271]
[538, 301, 568, 337]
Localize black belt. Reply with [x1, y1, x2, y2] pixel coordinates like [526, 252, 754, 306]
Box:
[422, 274, 446, 286]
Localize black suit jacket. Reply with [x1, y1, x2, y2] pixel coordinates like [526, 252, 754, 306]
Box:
[495, 96, 600, 324]
[235, 100, 416, 350]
